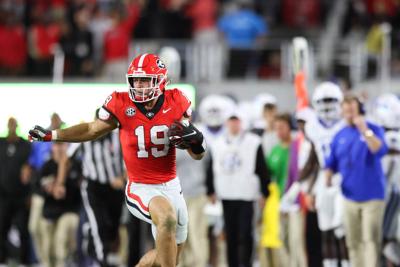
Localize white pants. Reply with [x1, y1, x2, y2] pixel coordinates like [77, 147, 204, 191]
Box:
[315, 172, 344, 231]
[125, 177, 189, 244]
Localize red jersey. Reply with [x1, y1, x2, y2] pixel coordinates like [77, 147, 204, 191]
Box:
[102, 89, 191, 184]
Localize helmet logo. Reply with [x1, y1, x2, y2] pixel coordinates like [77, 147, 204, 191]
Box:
[156, 59, 166, 69]
[125, 107, 136, 117]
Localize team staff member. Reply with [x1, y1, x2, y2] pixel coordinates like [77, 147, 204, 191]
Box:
[209, 113, 270, 267]
[325, 95, 388, 267]
[39, 142, 81, 267]
[0, 118, 32, 265]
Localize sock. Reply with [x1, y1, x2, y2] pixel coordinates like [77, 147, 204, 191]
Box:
[341, 259, 350, 267]
[323, 259, 331, 267]
[323, 259, 339, 267]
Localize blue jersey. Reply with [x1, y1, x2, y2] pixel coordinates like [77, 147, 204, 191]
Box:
[325, 122, 388, 201]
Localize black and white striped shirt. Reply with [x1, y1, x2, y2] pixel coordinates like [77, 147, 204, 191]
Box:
[69, 130, 124, 184]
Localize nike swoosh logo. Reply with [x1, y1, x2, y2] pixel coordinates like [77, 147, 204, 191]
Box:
[182, 130, 197, 138]
[163, 108, 171, 113]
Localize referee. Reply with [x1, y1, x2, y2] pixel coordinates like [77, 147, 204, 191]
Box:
[69, 126, 125, 267]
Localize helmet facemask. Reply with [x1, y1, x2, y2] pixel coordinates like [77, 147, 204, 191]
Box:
[314, 97, 341, 122]
[385, 130, 400, 152]
[205, 107, 225, 127]
[126, 74, 165, 103]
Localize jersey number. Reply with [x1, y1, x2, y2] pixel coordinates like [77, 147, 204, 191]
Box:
[135, 125, 169, 158]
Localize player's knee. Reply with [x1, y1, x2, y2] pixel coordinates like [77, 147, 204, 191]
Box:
[155, 208, 176, 234]
[161, 214, 177, 233]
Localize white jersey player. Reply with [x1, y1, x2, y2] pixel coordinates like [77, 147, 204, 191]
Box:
[372, 93, 400, 264]
[373, 93, 400, 187]
[306, 83, 345, 170]
[305, 82, 349, 267]
[197, 94, 236, 146]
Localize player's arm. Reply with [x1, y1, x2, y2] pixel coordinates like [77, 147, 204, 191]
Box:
[29, 119, 117, 143]
[187, 144, 205, 160]
[56, 119, 117, 142]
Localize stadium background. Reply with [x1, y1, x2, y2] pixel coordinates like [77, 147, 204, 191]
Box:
[1, 0, 400, 267]
[1, 0, 400, 131]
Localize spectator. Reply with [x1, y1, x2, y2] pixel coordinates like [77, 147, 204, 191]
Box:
[27, 8, 61, 76]
[217, 0, 267, 78]
[0, 117, 32, 265]
[365, 19, 386, 78]
[60, 6, 94, 76]
[281, 0, 321, 28]
[185, 0, 218, 42]
[88, 5, 112, 74]
[365, 0, 398, 18]
[325, 95, 388, 267]
[0, 13, 27, 75]
[217, 0, 267, 49]
[158, 0, 192, 39]
[39, 142, 81, 267]
[185, 0, 222, 82]
[210, 113, 270, 267]
[258, 51, 281, 79]
[103, 2, 141, 81]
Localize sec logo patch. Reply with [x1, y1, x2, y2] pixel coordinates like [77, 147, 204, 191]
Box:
[126, 107, 136, 117]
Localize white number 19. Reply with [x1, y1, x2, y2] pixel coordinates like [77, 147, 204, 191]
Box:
[134, 125, 170, 158]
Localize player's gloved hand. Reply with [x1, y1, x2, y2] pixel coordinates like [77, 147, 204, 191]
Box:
[169, 135, 191, 149]
[28, 125, 53, 142]
[168, 120, 204, 149]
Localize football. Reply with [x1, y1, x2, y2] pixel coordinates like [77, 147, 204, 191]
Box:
[168, 121, 191, 149]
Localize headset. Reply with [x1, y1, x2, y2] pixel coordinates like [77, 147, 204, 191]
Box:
[355, 97, 366, 115]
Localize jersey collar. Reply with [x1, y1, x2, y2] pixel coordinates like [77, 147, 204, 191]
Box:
[134, 94, 165, 120]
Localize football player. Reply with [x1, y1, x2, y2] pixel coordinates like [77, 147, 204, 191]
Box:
[303, 82, 349, 267]
[29, 53, 206, 267]
[373, 93, 400, 265]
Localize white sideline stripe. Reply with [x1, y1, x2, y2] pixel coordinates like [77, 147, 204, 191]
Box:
[137, 53, 148, 71]
[81, 180, 104, 261]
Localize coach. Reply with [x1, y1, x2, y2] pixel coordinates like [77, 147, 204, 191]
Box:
[325, 95, 388, 267]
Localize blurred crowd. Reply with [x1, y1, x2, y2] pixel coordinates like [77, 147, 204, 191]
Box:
[1, 0, 400, 79]
[1, 80, 400, 267]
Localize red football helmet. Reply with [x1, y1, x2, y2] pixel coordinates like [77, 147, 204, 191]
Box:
[126, 53, 169, 103]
